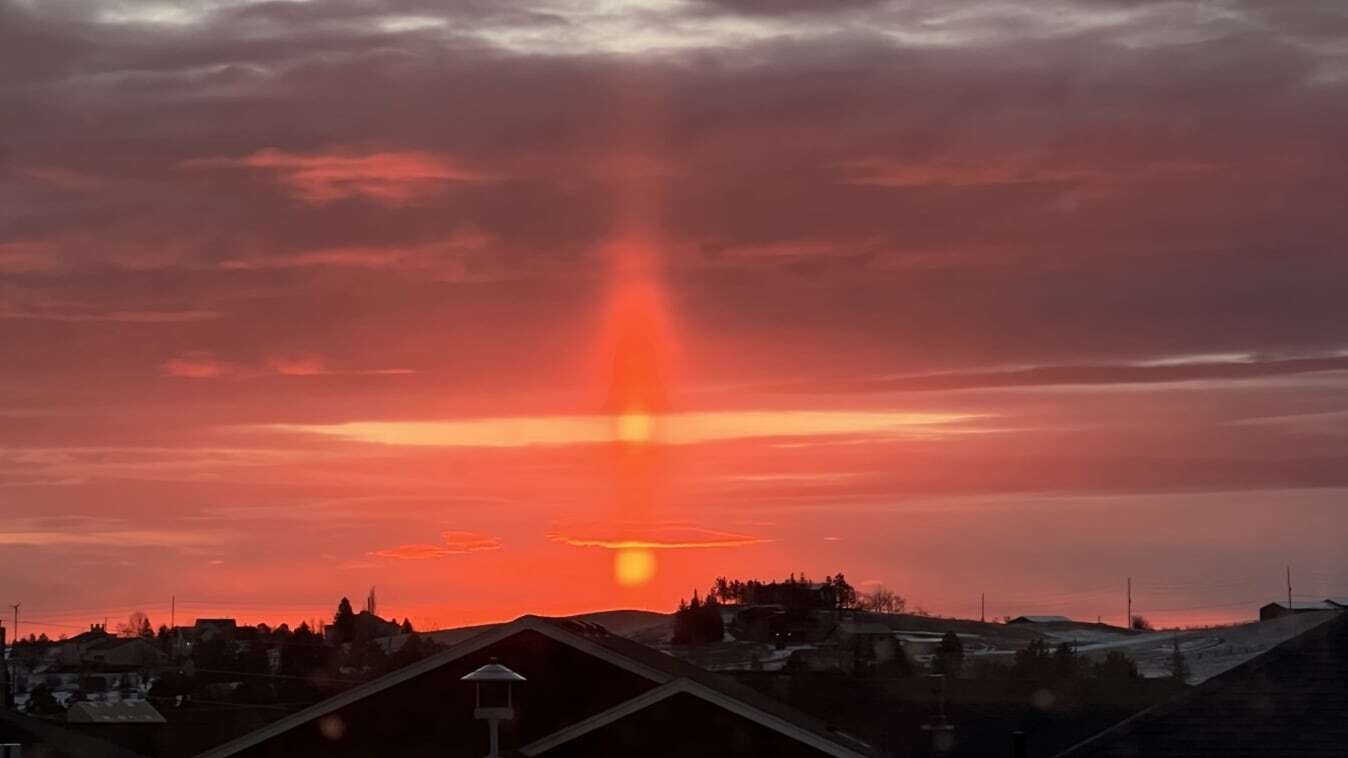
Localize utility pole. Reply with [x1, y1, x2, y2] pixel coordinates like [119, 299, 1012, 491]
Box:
[1126, 578, 1132, 630]
[980, 593, 985, 624]
[8, 603, 17, 643]
[171, 595, 175, 629]
[1287, 565, 1293, 610]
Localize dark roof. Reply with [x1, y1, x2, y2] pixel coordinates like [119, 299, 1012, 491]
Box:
[1262, 600, 1339, 611]
[66, 628, 114, 645]
[86, 636, 154, 652]
[197, 615, 874, 758]
[0, 709, 149, 758]
[68, 700, 168, 724]
[1056, 611, 1348, 757]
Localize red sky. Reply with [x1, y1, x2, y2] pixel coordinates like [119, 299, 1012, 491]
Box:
[3, 0, 1348, 637]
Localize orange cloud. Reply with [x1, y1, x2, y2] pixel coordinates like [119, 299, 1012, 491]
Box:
[548, 523, 768, 550]
[269, 355, 328, 376]
[183, 148, 485, 204]
[371, 530, 501, 559]
[440, 530, 502, 553]
[371, 544, 457, 560]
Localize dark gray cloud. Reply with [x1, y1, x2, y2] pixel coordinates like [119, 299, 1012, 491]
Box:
[2, 0, 1347, 382]
[762, 356, 1348, 394]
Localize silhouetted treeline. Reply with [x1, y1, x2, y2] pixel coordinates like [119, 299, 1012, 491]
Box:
[672, 591, 725, 645]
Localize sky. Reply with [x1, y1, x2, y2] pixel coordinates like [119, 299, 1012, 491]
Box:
[3, 0, 1347, 638]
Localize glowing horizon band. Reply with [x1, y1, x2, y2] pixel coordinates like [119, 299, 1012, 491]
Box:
[264, 410, 983, 448]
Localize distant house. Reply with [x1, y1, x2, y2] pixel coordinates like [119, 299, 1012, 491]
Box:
[1007, 615, 1071, 625]
[196, 615, 876, 758]
[749, 582, 838, 611]
[1259, 601, 1340, 621]
[82, 637, 165, 668]
[194, 618, 239, 640]
[52, 624, 114, 665]
[832, 620, 899, 666]
[729, 606, 829, 648]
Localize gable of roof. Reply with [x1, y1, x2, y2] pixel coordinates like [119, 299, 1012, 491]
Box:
[195, 615, 872, 758]
[195, 616, 677, 758]
[518, 677, 871, 758]
[1054, 611, 1348, 757]
[1010, 615, 1072, 623]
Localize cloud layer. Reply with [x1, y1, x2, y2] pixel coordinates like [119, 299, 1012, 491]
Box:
[3, 0, 1346, 631]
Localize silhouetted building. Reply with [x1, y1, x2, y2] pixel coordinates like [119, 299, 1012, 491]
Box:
[83, 637, 166, 668]
[1259, 600, 1339, 621]
[1007, 615, 1071, 625]
[749, 582, 837, 611]
[197, 615, 875, 758]
[193, 619, 239, 640]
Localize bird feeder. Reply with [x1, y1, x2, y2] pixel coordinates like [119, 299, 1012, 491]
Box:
[461, 659, 526, 758]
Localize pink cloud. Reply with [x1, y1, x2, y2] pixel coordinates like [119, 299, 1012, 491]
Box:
[548, 522, 768, 550]
[371, 530, 501, 559]
[183, 148, 486, 204]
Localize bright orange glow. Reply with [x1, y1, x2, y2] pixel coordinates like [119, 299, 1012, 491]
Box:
[613, 548, 657, 587]
[616, 408, 655, 443]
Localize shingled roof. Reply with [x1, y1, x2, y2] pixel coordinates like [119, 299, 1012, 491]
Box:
[1056, 611, 1348, 758]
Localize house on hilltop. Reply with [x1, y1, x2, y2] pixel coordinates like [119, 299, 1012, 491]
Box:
[1007, 615, 1072, 625]
[1259, 600, 1341, 621]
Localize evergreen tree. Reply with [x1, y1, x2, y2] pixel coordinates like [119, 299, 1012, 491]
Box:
[932, 631, 965, 677]
[1168, 636, 1191, 684]
[333, 597, 356, 644]
[1053, 642, 1079, 682]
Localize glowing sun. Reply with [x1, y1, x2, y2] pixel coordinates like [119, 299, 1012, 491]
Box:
[613, 548, 656, 587]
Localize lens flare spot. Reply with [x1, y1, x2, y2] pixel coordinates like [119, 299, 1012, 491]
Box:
[616, 409, 654, 443]
[613, 548, 656, 586]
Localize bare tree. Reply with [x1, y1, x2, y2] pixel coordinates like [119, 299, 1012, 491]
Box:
[117, 611, 153, 638]
[859, 586, 906, 614]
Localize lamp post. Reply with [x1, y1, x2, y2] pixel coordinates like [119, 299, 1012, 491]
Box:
[461, 659, 526, 758]
[921, 673, 955, 753]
